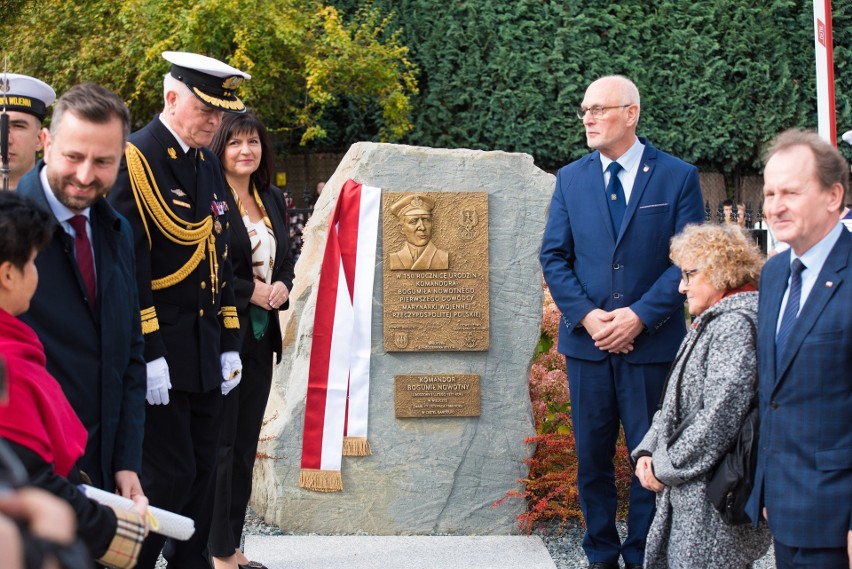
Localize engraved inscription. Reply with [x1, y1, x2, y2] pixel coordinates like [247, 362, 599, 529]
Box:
[383, 192, 489, 352]
[395, 374, 481, 418]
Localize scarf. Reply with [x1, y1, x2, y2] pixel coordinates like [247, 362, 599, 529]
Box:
[0, 308, 87, 476]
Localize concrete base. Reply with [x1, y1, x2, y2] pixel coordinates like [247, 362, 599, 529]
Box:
[244, 535, 557, 569]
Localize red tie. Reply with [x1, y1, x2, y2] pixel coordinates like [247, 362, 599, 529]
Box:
[68, 215, 96, 309]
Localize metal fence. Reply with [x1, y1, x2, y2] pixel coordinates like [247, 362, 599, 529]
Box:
[704, 200, 770, 254]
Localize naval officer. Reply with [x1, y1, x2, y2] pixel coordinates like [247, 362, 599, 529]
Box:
[108, 51, 249, 569]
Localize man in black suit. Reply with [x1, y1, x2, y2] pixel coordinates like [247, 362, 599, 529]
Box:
[17, 83, 147, 502]
[108, 51, 248, 569]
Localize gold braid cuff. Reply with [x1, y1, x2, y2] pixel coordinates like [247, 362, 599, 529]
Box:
[125, 143, 216, 291]
[220, 306, 239, 329]
[140, 307, 160, 335]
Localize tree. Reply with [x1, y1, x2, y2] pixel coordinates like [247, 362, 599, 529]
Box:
[1, 0, 418, 147]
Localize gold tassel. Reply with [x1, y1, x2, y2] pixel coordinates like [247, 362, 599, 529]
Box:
[342, 436, 372, 457]
[298, 469, 343, 492]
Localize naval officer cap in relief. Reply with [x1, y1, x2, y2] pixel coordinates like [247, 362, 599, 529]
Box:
[1, 73, 57, 121]
[162, 51, 251, 113]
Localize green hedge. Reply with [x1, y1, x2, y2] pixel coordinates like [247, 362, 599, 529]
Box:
[327, 0, 852, 184]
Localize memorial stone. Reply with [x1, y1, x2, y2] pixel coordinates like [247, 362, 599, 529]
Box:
[251, 142, 554, 535]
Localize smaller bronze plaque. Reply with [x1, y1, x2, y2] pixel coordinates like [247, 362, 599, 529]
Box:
[395, 374, 480, 418]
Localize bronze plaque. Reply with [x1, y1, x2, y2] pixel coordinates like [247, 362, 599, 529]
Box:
[383, 192, 489, 351]
[395, 374, 481, 418]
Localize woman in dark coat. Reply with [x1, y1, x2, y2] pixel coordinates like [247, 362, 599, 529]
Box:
[208, 112, 294, 569]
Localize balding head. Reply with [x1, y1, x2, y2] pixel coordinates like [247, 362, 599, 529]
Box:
[580, 75, 641, 160]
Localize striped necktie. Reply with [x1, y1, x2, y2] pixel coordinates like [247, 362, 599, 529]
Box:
[775, 258, 805, 371]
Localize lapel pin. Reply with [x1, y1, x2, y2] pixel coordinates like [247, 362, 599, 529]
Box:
[642, 165, 649, 172]
[167, 147, 177, 160]
[826, 281, 833, 287]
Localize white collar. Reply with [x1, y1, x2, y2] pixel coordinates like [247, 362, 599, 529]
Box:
[158, 113, 191, 154]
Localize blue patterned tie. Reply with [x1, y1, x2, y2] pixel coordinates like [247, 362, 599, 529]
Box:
[605, 161, 626, 235]
[775, 258, 805, 371]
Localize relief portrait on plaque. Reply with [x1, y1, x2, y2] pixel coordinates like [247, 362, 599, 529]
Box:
[383, 191, 489, 352]
[388, 194, 450, 271]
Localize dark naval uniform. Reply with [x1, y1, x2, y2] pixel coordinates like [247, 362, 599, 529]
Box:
[109, 116, 241, 569]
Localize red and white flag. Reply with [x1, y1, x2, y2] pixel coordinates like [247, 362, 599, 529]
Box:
[299, 179, 380, 492]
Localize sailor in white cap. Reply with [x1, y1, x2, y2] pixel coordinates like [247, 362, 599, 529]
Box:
[1, 73, 56, 190]
[107, 51, 249, 569]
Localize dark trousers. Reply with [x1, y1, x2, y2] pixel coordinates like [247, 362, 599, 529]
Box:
[136, 388, 223, 569]
[566, 356, 669, 566]
[208, 329, 275, 557]
[774, 538, 849, 569]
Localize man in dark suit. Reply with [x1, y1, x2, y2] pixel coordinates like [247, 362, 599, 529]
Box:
[17, 83, 147, 502]
[108, 51, 248, 569]
[746, 129, 851, 569]
[540, 75, 704, 569]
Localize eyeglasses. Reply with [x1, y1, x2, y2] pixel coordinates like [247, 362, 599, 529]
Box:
[681, 269, 700, 285]
[575, 104, 630, 120]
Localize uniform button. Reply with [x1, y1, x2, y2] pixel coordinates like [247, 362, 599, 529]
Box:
[770, 401, 778, 410]
[612, 292, 621, 299]
[201, 281, 207, 289]
[199, 309, 205, 318]
[613, 263, 621, 270]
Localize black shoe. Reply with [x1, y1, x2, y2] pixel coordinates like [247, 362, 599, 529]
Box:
[238, 563, 268, 569]
[588, 563, 618, 569]
[624, 564, 644, 569]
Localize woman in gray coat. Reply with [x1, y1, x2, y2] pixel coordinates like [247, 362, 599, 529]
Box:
[632, 223, 771, 569]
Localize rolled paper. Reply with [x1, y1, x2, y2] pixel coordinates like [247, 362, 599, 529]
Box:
[79, 485, 195, 540]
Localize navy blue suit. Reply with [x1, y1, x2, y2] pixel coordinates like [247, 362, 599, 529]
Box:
[18, 163, 146, 492]
[747, 228, 852, 554]
[540, 138, 704, 564]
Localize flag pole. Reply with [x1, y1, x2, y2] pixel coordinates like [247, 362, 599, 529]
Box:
[813, 0, 836, 145]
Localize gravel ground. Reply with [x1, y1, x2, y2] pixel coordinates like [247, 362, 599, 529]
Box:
[157, 510, 775, 568]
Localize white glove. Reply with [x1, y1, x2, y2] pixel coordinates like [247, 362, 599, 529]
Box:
[146, 357, 171, 405]
[220, 351, 243, 396]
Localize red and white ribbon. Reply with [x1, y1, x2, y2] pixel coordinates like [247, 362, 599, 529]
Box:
[299, 179, 380, 491]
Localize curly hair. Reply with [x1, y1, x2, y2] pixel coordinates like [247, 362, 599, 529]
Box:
[670, 223, 764, 291]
